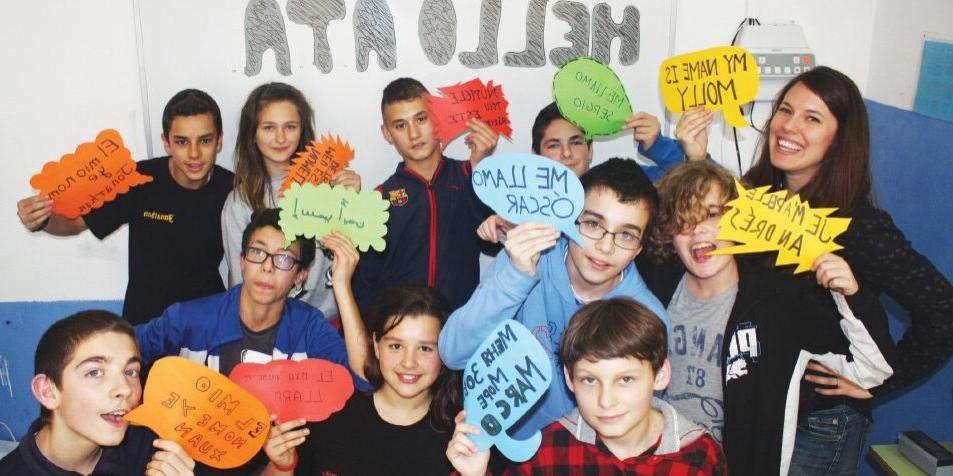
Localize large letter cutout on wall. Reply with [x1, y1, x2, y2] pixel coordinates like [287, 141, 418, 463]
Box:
[244, 0, 292, 76]
[503, 0, 547, 68]
[353, 0, 397, 72]
[459, 0, 501, 69]
[287, 0, 346, 74]
[590, 3, 639, 66]
[419, 0, 457, 66]
[549, 1, 590, 67]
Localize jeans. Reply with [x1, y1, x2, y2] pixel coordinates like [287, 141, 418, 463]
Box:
[789, 404, 869, 475]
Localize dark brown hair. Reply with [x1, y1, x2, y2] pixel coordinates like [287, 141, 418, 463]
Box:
[560, 297, 667, 376]
[241, 208, 316, 269]
[744, 66, 871, 210]
[649, 161, 737, 262]
[531, 102, 592, 154]
[234, 82, 315, 211]
[161, 88, 222, 138]
[580, 157, 659, 239]
[363, 285, 460, 431]
[35, 310, 136, 423]
[381, 77, 428, 112]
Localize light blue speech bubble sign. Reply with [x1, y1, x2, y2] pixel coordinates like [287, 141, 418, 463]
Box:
[472, 153, 585, 246]
[463, 320, 553, 462]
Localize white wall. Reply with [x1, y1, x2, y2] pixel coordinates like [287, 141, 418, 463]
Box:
[1, 0, 886, 302]
[866, 0, 953, 108]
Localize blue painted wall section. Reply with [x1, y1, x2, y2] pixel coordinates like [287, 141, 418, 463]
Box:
[0, 300, 123, 442]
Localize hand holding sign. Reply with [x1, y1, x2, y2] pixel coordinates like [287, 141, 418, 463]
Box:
[553, 57, 633, 139]
[279, 135, 355, 194]
[427, 78, 513, 150]
[463, 321, 553, 462]
[229, 359, 354, 422]
[278, 183, 390, 251]
[659, 46, 759, 127]
[712, 181, 851, 273]
[124, 357, 270, 469]
[29, 129, 153, 219]
[472, 153, 585, 246]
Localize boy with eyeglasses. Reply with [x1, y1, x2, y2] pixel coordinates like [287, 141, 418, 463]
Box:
[135, 208, 370, 387]
[438, 158, 668, 440]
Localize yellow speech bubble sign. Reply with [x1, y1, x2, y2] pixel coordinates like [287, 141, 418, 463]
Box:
[711, 181, 851, 273]
[659, 46, 759, 127]
[124, 357, 270, 469]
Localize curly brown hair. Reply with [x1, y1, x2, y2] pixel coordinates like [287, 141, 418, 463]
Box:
[648, 161, 737, 263]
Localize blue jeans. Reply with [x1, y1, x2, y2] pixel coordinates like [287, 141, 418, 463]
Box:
[789, 404, 869, 475]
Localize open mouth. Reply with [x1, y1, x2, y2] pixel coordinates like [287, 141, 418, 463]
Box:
[690, 242, 717, 262]
[102, 410, 129, 426]
[397, 373, 421, 384]
[776, 138, 804, 153]
[587, 256, 610, 272]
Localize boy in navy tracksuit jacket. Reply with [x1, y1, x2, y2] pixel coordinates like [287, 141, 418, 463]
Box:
[352, 77, 500, 312]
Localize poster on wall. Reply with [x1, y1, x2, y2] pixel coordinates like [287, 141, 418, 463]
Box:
[913, 35, 953, 123]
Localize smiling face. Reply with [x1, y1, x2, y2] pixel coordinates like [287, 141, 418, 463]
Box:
[537, 118, 592, 177]
[373, 314, 443, 404]
[43, 331, 142, 448]
[380, 97, 442, 169]
[565, 357, 669, 454]
[768, 82, 839, 192]
[239, 225, 307, 308]
[256, 100, 303, 176]
[671, 183, 738, 293]
[567, 187, 649, 301]
[161, 113, 222, 190]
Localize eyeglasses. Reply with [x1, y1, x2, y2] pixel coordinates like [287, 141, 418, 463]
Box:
[575, 219, 642, 250]
[243, 246, 300, 271]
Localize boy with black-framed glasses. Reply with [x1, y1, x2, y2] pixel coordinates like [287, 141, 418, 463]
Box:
[438, 158, 668, 441]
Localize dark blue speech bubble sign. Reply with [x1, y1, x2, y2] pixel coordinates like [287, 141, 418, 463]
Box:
[462, 320, 553, 462]
[472, 153, 585, 246]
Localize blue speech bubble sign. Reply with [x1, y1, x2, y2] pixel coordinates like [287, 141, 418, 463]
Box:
[462, 320, 553, 462]
[472, 153, 585, 246]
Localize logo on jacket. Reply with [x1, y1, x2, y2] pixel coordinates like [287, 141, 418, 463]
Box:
[725, 322, 760, 382]
[388, 188, 408, 207]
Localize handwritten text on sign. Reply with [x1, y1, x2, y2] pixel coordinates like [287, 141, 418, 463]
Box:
[428, 78, 513, 151]
[552, 57, 633, 139]
[473, 153, 585, 246]
[711, 181, 851, 273]
[659, 46, 759, 127]
[278, 183, 390, 252]
[29, 129, 153, 219]
[463, 321, 553, 462]
[229, 359, 354, 422]
[124, 357, 270, 469]
[279, 135, 354, 194]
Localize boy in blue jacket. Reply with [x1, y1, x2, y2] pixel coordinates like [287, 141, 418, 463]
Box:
[438, 158, 669, 439]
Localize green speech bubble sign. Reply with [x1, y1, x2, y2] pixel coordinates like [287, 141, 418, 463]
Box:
[278, 183, 390, 252]
[552, 57, 633, 139]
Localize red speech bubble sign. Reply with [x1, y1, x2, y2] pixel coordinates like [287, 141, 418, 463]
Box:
[29, 129, 153, 219]
[124, 357, 270, 469]
[427, 78, 513, 151]
[278, 135, 355, 195]
[228, 358, 355, 422]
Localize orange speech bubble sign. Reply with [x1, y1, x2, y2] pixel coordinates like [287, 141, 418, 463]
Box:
[29, 129, 153, 219]
[427, 78, 513, 151]
[124, 357, 270, 469]
[278, 135, 355, 194]
[229, 358, 355, 422]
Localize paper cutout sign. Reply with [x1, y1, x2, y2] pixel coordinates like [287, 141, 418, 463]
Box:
[29, 129, 153, 219]
[278, 183, 390, 251]
[124, 357, 270, 469]
[659, 46, 759, 127]
[278, 135, 355, 194]
[229, 358, 354, 422]
[463, 321, 553, 462]
[711, 181, 851, 273]
[552, 57, 633, 139]
[427, 78, 513, 151]
[472, 153, 585, 246]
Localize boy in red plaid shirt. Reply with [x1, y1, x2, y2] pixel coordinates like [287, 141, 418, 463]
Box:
[447, 297, 726, 475]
